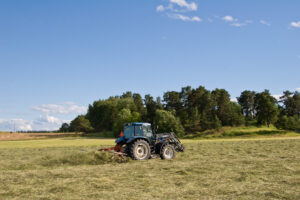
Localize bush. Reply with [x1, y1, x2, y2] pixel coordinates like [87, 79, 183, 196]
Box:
[70, 115, 94, 133]
[154, 110, 185, 137]
[276, 115, 300, 131]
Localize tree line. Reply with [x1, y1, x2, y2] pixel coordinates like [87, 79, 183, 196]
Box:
[60, 86, 300, 137]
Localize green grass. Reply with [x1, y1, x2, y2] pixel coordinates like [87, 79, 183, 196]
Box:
[185, 126, 300, 139]
[0, 136, 299, 199]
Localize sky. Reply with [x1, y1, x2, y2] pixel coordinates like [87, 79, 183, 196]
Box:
[0, 0, 299, 131]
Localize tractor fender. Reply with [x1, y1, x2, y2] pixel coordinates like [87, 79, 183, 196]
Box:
[127, 136, 150, 145]
[115, 136, 126, 145]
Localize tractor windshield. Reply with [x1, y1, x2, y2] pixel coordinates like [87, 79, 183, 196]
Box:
[143, 124, 153, 138]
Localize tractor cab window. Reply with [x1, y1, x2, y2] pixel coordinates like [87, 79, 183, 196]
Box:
[124, 125, 134, 138]
[143, 125, 153, 137]
[134, 125, 143, 136]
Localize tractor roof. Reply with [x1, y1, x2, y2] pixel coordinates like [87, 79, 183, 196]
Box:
[124, 122, 151, 126]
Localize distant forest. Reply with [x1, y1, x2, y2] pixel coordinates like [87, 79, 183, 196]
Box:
[60, 86, 300, 137]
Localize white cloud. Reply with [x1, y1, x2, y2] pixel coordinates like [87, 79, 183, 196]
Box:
[169, 0, 197, 11]
[222, 15, 237, 22]
[0, 115, 70, 131]
[231, 22, 246, 27]
[191, 16, 202, 22]
[296, 88, 300, 92]
[32, 102, 87, 115]
[260, 20, 271, 26]
[231, 98, 238, 102]
[230, 20, 252, 27]
[156, 5, 165, 12]
[35, 115, 63, 125]
[272, 94, 282, 101]
[290, 21, 300, 28]
[33, 115, 70, 131]
[221, 16, 252, 27]
[168, 13, 202, 22]
[0, 119, 33, 131]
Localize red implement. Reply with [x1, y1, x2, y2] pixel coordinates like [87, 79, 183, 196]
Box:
[98, 144, 123, 156]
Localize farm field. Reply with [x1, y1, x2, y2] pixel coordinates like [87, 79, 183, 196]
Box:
[0, 132, 82, 141]
[0, 135, 299, 199]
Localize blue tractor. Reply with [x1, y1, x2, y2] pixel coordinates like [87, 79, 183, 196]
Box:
[101, 122, 184, 160]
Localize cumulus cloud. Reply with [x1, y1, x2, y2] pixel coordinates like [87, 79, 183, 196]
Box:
[221, 16, 252, 27]
[156, 5, 165, 12]
[32, 102, 87, 115]
[169, 0, 197, 11]
[222, 15, 237, 22]
[0, 115, 70, 131]
[290, 21, 300, 28]
[0, 119, 32, 131]
[260, 20, 271, 26]
[168, 13, 202, 22]
[156, 0, 201, 23]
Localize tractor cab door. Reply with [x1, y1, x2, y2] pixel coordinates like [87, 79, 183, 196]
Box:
[142, 124, 154, 145]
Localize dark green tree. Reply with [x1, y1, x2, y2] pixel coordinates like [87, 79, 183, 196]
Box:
[211, 89, 231, 125]
[70, 115, 94, 133]
[279, 91, 300, 117]
[121, 91, 132, 99]
[187, 86, 216, 130]
[237, 90, 256, 119]
[144, 94, 156, 123]
[59, 123, 70, 132]
[163, 91, 182, 111]
[254, 90, 278, 127]
[133, 93, 146, 117]
[156, 97, 164, 110]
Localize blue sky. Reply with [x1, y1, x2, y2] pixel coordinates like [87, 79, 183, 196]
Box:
[0, 0, 299, 131]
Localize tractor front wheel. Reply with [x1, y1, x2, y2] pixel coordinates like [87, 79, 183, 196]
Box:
[160, 144, 175, 160]
[130, 139, 151, 160]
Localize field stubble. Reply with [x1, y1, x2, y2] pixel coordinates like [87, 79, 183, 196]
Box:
[0, 138, 299, 199]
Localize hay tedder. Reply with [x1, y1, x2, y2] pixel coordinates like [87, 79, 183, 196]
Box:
[99, 122, 184, 160]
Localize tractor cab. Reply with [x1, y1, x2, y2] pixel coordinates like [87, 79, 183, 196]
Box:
[123, 122, 153, 141]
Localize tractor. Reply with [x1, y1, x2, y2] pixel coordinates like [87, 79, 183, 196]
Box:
[99, 122, 184, 160]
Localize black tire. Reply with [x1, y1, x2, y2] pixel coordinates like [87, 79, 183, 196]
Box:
[130, 139, 151, 160]
[160, 144, 175, 160]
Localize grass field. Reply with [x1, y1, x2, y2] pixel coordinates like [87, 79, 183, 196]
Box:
[185, 126, 300, 139]
[0, 134, 299, 199]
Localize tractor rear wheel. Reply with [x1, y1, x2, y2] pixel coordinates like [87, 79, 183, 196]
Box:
[130, 139, 151, 160]
[160, 144, 175, 160]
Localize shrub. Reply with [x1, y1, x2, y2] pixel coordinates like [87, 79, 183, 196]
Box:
[276, 115, 300, 131]
[154, 110, 185, 137]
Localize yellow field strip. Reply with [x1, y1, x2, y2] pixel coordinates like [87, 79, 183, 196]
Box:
[0, 136, 299, 149]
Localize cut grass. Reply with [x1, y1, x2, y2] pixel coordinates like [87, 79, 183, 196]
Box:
[0, 132, 82, 141]
[0, 137, 299, 199]
[0, 138, 115, 149]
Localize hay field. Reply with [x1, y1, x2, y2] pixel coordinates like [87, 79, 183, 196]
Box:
[0, 136, 299, 200]
[0, 132, 81, 141]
